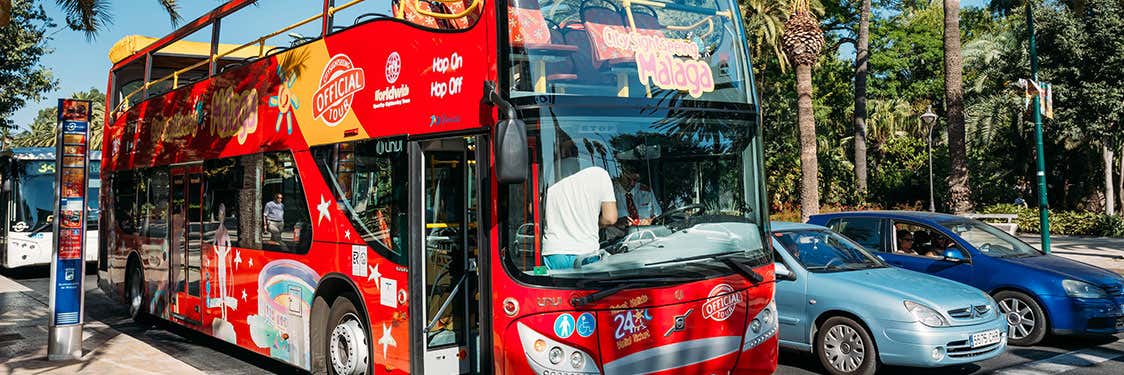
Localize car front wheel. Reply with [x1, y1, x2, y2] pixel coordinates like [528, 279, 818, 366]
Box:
[995, 291, 1047, 346]
[815, 316, 878, 375]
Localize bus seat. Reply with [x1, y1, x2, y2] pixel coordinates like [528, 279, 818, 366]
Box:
[580, 6, 633, 68]
[545, 27, 578, 82]
[561, 24, 612, 85]
[440, 0, 481, 29]
[629, 5, 662, 31]
[508, 0, 551, 48]
[393, 0, 442, 29]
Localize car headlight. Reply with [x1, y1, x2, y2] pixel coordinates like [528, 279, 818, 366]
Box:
[982, 293, 1000, 318]
[904, 300, 948, 327]
[1062, 279, 1108, 299]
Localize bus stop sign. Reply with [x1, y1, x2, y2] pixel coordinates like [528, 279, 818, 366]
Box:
[48, 98, 92, 360]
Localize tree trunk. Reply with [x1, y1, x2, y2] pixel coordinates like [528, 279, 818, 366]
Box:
[944, 0, 973, 213]
[796, 64, 820, 221]
[853, 0, 871, 195]
[1119, 145, 1123, 214]
[1104, 144, 1115, 215]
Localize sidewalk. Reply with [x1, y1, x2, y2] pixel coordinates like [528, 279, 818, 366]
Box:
[1020, 234, 1124, 276]
[0, 274, 202, 375]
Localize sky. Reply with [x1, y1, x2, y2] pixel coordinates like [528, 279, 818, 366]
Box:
[13, 0, 990, 129]
[11, 0, 390, 130]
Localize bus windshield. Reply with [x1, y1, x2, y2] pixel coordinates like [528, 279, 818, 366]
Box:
[502, 107, 767, 284]
[14, 160, 56, 231]
[506, 0, 751, 104]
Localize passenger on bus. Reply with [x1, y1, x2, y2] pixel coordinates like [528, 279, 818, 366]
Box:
[264, 193, 285, 244]
[542, 139, 617, 270]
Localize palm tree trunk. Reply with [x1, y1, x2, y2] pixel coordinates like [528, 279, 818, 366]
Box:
[853, 0, 871, 195]
[796, 64, 819, 220]
[1118, 144, 1123, 214]
[1104, 144, 1115, 215]
[944, 0, 972, 213]
[1, 0, 11, 27]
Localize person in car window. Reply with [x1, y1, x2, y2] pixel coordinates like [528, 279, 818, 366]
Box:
[912, 230, 933, 256]
[542, 139, 618, 270]
[930, 235, 956, 257]
[896, 230, 916, 255]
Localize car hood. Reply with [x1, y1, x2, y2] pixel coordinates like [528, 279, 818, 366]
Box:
[1003, 254, 1123, 287]
[819, 267, 988, 311]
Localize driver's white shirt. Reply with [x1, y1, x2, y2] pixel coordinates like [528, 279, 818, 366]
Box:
[542, 167, 616, 256]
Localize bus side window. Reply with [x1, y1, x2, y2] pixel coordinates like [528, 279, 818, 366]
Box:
[258, 151, 311, 253]
[204, 158, 242, 247]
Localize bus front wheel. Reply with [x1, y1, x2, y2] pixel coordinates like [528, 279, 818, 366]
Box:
[328, 296, 370, 375]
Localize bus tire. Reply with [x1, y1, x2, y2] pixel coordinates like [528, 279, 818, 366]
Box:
[815, 316, 878, 375]
[327, 296, 370, 375]
[126, 262, 151, 328]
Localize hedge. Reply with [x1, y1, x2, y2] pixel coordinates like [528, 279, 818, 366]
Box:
[979, 204, 1124, 237]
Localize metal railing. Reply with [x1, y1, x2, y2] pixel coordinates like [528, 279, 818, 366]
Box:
[115, 0, 369, 112]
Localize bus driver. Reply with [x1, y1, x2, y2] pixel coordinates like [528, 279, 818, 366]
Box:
[541, 140, 618, 270]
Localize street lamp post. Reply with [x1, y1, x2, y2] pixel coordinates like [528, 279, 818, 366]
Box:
[1027, 1, 1052, 253]
[921, 106, 938, 212]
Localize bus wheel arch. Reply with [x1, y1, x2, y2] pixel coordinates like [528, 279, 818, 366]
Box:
[313, 273, 373, 375]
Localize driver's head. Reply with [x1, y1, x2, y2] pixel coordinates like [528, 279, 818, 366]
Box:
[896, 230, 914, 250]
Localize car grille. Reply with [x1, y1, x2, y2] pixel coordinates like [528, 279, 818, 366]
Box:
[946, 338, 1003, 358]
[947, 304, 992, 319]
[1102, 283, 1122, 296]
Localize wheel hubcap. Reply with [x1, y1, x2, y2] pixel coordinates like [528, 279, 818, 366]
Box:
[129, 271, 142, 315]
[823, 324, 865, 372]
[999, 298, 1036, 340]
[329, 313, 368, 375]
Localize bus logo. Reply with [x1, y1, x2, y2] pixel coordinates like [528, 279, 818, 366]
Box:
[313, 54, 366, 127]
[702, 284, 742, 322]
[386, 52, 401, 84]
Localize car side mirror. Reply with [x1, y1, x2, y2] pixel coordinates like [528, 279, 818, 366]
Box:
[495, 119, 528, 184]
[942, 248, 970, 264]
[774, 262, 797, 281]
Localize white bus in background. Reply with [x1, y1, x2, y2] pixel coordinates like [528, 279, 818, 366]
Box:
[0, 147, 100, 268]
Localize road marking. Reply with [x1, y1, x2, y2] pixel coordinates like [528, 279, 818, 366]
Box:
[995, 341, 1124, 375]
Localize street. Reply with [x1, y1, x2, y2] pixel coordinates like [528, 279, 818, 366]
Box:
[4, 234, 1124, 374]
[0, 266, 281, 375]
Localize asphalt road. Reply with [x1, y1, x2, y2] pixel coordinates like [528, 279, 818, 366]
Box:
[0, 266, 287, 375]
[6, 262, 1124, 374]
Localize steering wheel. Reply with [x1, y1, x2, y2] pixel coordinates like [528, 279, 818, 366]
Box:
[823, 257, 845, 269]
[651, 204, 707, 226]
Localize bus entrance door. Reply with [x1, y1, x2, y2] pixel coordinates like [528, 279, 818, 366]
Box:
[411, 137, 484, 374]
[169, 165, 204, 326]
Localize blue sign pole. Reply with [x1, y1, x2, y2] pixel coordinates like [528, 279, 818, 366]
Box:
[48, 98, 92, 360]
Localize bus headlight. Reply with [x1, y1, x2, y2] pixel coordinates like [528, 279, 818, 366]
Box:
[744, 301, 777, 350]
[517, 322, 600, 374]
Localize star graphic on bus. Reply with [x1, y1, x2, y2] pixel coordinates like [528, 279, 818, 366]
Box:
[234, 250, 242, 269]
[368, 264, 381, 284]
[379, 323, 397, 360]
[269, 66, 300, 135]
[317, 195, 332, 225]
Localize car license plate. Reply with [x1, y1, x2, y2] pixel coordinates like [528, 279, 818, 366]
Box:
[970, 329, 1001, 348]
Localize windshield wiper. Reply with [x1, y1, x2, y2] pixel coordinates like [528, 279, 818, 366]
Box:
[572, 276, 701, 307]
[645, 250, 745, 266]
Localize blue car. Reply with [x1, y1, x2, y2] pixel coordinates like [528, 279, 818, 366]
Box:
[771, 222, 1007, 375]
[809, 211, 1124, 346]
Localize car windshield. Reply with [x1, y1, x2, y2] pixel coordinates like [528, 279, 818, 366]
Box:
[13, 160, 56, 230]
[500, 108, 769, 284]
[773, 229, 886, 272]
[942, 220, 1042, 258]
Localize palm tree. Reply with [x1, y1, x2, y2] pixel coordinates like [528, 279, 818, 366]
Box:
[11, 88, 105, 149]
[944, 0, 973, 213]
[853, 0, 871, 194]
[781, 0, 825, 221]
[54, 0, 183, 38]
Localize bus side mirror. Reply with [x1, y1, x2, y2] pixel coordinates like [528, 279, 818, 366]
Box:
[495, 119, 528, 184]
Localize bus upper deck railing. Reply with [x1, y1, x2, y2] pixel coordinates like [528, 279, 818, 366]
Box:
[115, 0, 372, 113]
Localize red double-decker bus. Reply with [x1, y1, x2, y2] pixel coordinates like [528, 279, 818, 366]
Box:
[99, 0, 775, 373]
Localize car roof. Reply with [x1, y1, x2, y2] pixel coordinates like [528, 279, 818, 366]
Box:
[809, 210, 967, 224]
[770, 221, 829, 232]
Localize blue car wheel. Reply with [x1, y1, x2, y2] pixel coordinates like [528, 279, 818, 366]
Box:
[816, 316, 878, 375]
[995, 291, 1047, 346]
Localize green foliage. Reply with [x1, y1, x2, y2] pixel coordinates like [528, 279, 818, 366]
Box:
[980, 204, 1124, 237]
[0, 0, 56, 137]
[11, 88, 105, 149]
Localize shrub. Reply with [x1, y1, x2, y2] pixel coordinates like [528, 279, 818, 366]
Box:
[979, 204, 1124, 237]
